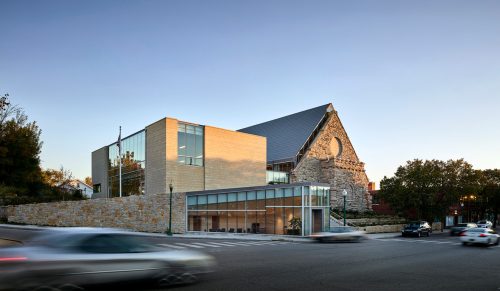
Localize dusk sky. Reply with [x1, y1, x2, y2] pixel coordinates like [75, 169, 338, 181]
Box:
[1, 0, 499, 187]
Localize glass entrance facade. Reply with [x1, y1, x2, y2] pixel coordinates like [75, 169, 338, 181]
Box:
[186, 182, 330, 236]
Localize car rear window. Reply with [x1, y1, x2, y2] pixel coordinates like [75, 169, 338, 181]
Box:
[468, 228, 485, 232]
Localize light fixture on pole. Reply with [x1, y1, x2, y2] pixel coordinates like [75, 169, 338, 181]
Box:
[342, 189, 348, 226]
[118, 126, 122, 198]
[167, 183, 173, 236]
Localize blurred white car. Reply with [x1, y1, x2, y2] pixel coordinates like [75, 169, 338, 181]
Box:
[0, 228, 216, 290]
[460, 227, 500, 246]
[310, 226, 366, 242]
[476, 220, 493, 228]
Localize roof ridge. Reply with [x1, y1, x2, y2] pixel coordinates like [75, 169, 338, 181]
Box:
[238, 103, 332, 162]
[238, 103, 330, 131]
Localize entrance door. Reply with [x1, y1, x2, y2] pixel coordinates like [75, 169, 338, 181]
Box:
[211, 216, 220, 231]
[193, 216, 202, 231]
[312, 209, 323, 233]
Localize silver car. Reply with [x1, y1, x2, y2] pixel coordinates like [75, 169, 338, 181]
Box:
[0, 228, 216, 290]
[476, 220, 493, 228]
[310, 226, 367, 242]
[460, 227, 500, 246]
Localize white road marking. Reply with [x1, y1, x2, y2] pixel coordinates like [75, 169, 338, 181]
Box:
[206, 242, 238, 247]
[191, 242, 221, 248]
[159, 240, 294, 250]
[175, 243, 205, 248]
[220, 241, 260, 246]
[157, 243, 186, 249]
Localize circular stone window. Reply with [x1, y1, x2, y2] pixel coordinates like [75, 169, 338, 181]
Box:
[329, 137, 343, 158]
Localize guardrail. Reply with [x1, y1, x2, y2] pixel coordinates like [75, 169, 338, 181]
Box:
[330, 212, 358, 227]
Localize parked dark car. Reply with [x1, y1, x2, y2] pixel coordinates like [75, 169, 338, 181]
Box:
[450, 223, 477, 236]
[401, 221, 432, 237]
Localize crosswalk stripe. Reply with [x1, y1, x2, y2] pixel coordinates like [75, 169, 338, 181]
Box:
[158, 240, 293, 250]
[206, 242, 237, 247]
[191, 242, 221, 248]
[220, 241, 259, 246]
[252, 241, 279, 245]
[158, 243, 186, 249]
[175, 243, 205, 248]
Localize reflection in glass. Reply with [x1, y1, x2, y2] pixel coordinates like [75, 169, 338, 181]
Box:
[107, 130, 146, 197]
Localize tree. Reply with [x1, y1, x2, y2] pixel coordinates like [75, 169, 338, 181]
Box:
[0, 94, 43, 196]
[42, 166, 73, 188]
[0, 94, 85, 205]
[379, 159, 478, 225]
[478, 169, 500, 228]
[84, 176, 92, 186]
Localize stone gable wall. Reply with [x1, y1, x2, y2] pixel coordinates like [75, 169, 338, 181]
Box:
[5, 193, 186, 234]
[292, 110, 371, 211]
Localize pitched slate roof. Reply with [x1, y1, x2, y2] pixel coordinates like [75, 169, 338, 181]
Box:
[238, 104, 331, 163]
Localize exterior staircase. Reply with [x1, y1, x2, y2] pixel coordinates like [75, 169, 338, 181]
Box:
[330, 211, 357, 227]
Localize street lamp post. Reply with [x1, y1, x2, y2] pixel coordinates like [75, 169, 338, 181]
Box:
[167, 183, 173, 236]
[342, 189, 347, 226]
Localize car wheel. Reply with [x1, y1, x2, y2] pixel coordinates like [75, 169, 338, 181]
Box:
[426, 231, 430, 237]
[462, 242, 468, 246]
[158, 273, 183, 287]
[417, 232, 421, 238]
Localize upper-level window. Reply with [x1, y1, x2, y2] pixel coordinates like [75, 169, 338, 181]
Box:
[178, 123, 204, 166]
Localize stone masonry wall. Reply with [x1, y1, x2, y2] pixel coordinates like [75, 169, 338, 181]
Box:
[6, 193, 186, 234]
[293, 109, 372, 211]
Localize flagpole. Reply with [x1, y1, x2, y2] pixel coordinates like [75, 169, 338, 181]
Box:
[118, 126, 122, 198]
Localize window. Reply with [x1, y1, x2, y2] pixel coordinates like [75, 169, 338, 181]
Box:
[107, 130, 146, 197]
[93, 184, 101, 193]
[178, 123, 204, 166]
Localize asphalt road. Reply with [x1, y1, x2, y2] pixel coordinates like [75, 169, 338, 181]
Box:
[1, 226, 499, 291]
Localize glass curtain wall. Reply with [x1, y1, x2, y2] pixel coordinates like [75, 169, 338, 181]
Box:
[187, 184, 330, 236]
[178, 123, 204, 166]
[108, 131, 146, 197]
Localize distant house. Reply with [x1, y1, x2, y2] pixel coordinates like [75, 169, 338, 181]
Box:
[59, 180, 93, 198]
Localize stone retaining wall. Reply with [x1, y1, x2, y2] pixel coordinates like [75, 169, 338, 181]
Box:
[5, 193, 186, 234]
[347, 217, 407, 226]
[356, 222, 442, 234]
